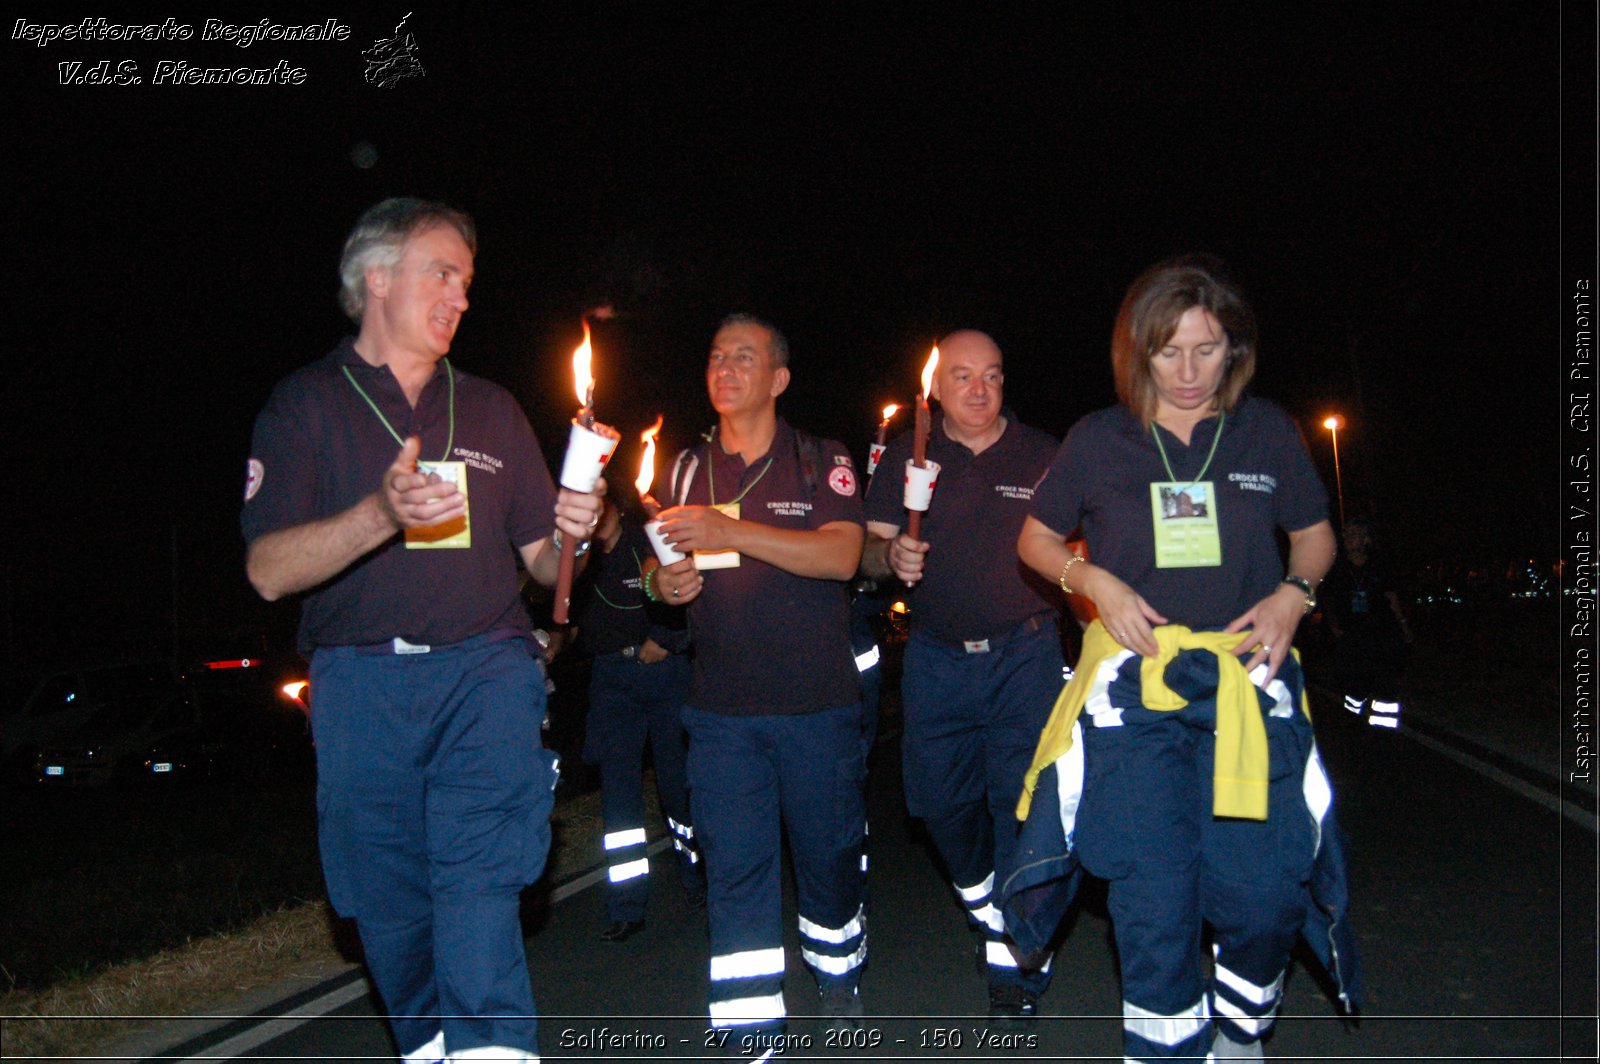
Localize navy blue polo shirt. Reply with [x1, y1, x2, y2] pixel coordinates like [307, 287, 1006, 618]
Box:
[679, 420, 865, 716]
[574, 520, 689, 656]
[864, 413, 1061, 644]
[242, 339, 557, 653]
[1030, 397, 1328, 629]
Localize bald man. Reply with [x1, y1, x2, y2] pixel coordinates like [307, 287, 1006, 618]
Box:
[860, 330, 1065, 1022]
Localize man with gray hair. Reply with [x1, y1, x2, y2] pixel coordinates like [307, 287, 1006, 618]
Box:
[243, 197, 603, 1062]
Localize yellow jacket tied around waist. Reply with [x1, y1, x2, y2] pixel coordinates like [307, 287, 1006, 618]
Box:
[1017, 621, 1309, 823]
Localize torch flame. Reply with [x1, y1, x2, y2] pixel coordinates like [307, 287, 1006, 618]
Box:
[572, 321, 595, 408]
[920, 346, 940, 398]
[635, 414, 664, 497]
[881, 403, 900, 422]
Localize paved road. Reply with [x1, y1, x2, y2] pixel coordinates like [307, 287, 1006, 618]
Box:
[150, 692, 1597, 1062]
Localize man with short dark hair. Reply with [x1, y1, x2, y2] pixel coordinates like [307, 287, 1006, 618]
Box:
[650, 315, 869, 1057]
[243, 197, 603, 1063]
[860, 329, 1064, 1022]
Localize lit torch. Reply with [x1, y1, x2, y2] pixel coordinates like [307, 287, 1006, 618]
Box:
[906, 346, 940, 540]
[635, 414, 687, 564]
[573, 321, 595, 424]
[867, 402, 900, 478]
[553, 321, 621, 623]
[914, 347, 938, 463]
[635, 414, 664, 517]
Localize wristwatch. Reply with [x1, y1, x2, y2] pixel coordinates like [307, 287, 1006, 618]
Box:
[1281, 575, 1317, 614]
[551, 527, 592, 558]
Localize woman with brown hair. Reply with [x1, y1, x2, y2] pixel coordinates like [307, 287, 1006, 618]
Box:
[1014, 255, 1351, 1060]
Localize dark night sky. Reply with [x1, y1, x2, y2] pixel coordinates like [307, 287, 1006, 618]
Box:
[6, 4, 1576, 668]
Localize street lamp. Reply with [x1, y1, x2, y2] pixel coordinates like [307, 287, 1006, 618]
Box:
[1322, 415, 1346, 530]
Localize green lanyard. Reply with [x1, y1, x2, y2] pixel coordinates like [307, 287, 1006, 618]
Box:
[595, 548, 647, 611]
[706, 430, 775, 506]
[342, 359, 456, 463]
[1150, 411, 1225, 486]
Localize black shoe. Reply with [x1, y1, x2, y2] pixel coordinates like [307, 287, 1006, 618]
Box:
[819, 982, 864, 1033]
[987, 983, 1039, 1026]
[599, 919, 645, 942]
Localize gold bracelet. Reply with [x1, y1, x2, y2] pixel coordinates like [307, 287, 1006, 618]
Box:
[1058, 555, 1086, 595]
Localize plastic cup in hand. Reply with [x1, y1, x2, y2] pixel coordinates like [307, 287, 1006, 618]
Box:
[644, 519, 687, 565]
[559, 421, 620, 492]
[903, 458, 942, 512]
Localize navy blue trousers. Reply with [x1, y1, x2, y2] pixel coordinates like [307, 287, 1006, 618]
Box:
[1077, 650, 1317, 1060]
[583, 651, 700, 923]
[901, 618, 1062, 992]
[312, 634, 557, 1061]
[683, 702, 868, 1037]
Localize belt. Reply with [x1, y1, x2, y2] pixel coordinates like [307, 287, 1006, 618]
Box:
[925, 613, 1050, 655]
[602, 644, 647, 660]
[346, 628, 528, 656]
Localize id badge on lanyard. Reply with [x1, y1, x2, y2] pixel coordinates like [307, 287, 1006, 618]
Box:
[693, 501, 741, 569]
[340, 360, 469, 549]
[407, 461, 471, 549]
[1149, 481, 1220, 567]
[695, 445, 775, 570]
[1149, 413, 1224, 569]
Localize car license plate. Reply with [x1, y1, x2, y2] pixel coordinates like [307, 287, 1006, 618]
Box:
[44, 765, 64, 776]
[152, 762, 173, 773]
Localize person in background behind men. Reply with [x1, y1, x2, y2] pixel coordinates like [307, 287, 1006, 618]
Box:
[859, 329, 1064, 1023]
[649, 314, 868, 1059]
[242, 198, 604, 1063]
[1323, 517, 1412, 728]
[574, 488, 702, 943]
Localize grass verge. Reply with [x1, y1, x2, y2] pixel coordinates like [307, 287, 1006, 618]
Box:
[0, 784, 611, 1061]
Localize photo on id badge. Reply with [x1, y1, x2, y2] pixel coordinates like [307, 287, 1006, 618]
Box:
[407, 461, 471, 548]
[1150, 481, 1220, 568]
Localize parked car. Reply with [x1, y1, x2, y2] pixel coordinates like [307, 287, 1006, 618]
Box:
[29, 657, 310, 790]
[34, 685, 198, 787]
[2, 661, 182, 785]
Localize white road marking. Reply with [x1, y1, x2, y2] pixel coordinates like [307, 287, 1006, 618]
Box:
[1401, 727, 1596, 834]
[166, 837, 675, 1063]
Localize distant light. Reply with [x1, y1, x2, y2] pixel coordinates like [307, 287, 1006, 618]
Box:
[890, 601, 909, 614]
[1322, 416, 1342, 430]
[206, 659, 253, 670]
[282, 681, 309, 704]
